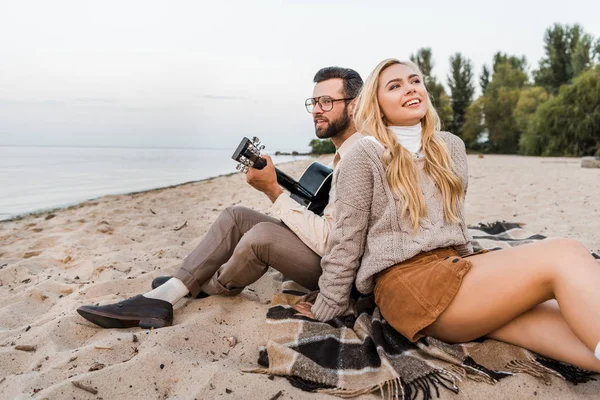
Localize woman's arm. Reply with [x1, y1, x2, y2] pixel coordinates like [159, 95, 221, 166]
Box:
[311, 144, 375, 321]
[311, 200, 370, 320]
[447, 133, 473, 256]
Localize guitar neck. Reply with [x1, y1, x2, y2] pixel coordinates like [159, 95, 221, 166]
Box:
[274, 167, 313, 200]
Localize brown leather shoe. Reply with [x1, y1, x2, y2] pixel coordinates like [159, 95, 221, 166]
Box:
[77, 295, 173, 329]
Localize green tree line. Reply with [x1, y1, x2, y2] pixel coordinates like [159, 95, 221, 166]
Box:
[308, 138, 336, 154]
[310, 23, 600, 157]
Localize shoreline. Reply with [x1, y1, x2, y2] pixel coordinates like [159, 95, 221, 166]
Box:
[0, 157, 318, 224]
[0, 171, 240, 224]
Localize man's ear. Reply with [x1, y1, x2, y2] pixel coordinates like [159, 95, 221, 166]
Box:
[348, 99, 357, 117]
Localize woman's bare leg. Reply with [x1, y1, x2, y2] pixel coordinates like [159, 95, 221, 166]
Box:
[487, 300, 600, 372]
[421, 238, 600, 366]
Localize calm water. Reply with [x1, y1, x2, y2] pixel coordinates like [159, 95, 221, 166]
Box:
[0, 146, 308, 220]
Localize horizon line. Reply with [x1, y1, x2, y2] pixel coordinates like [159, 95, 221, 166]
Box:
[0, 144, 310, 152]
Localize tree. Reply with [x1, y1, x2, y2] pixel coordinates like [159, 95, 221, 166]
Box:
[484, 87, 522, 153]
[480, 65, 490, 94]
[482, 59, 529, 153]
[572, 33, 596, 77]
[410, 48, 436, 87]
[448, 53, 475, 137]
[436, 92, 453, 131]
[490, 54, 529, 88]
[527, 66, 600, 156]
[308, 139, 335, 154]
[513, 87, 549, 134]
[462, 97, 486, 150]
[514, 87, 550, 155]
[410, 48, 452, 129]
[493, 53, 527, 74]
[533, 23, 597, 93]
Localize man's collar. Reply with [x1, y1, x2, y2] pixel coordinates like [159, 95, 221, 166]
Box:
[335, 132, 364, 162]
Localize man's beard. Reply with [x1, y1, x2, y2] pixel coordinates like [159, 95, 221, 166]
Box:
[315, 107, 350, 139]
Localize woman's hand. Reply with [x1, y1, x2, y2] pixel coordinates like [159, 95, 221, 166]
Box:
[292, 302, 315, 319]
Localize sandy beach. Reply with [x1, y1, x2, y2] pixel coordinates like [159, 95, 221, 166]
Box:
[1, 154, 599, 400]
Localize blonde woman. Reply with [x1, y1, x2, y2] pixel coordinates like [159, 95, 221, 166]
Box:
[294, 58, 600, 372]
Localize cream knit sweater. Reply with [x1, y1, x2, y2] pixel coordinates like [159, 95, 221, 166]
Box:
[312, 131, 473, 321]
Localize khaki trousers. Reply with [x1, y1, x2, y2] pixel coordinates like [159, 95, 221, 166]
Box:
[173, 206, 322, 297]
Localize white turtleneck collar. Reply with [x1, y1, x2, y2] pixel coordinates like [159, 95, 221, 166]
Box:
[388, 122, 422, 155]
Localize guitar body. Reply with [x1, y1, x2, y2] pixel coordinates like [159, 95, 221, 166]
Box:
[291, 162, 333, 215]
[290, 162, 333, 215]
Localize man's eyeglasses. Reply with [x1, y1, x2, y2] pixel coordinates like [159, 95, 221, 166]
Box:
[304, 95, 354, 113]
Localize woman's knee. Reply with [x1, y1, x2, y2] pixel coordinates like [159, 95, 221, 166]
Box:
[543, 237, 591, 266]
[535, 238, 594, 294]
[553, 237, 589, 255]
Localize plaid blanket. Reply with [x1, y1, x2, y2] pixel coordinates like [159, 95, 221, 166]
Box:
[248, 222, 599, 399]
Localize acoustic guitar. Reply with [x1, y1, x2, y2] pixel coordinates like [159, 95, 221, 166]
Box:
[232, 136, 333, 215]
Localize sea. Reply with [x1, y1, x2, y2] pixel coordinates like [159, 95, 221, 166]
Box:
[0, 146, 309, 221]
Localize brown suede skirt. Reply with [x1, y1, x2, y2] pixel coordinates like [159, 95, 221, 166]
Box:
[374, 247, 485, 342]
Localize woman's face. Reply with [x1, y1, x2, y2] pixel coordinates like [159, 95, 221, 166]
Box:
[377, 63, 428, 126]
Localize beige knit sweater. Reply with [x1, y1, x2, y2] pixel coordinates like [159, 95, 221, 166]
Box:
[311, 131, 473, 321]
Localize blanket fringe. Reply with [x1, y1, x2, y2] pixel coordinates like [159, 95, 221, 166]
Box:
[461, 356, 510, 384]
[249, 364, 518, 399]
[535, 357, 597, 384]
[248, 369, 463, 400]
[444, 364, 467, 382]
[463, 371, 497, 385]
[405, 372, 459, 400]
[505, 359, 561, 385]
[317, 379, 403, 399]
[241, 367, 271, 374]
[249, 358, 596, 398]
[506, 356, 597, 385]
[317, 383, 386, 398]
[316, 371, 459, 400]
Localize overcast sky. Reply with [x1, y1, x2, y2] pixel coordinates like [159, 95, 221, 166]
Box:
[0, 0, 598, 152]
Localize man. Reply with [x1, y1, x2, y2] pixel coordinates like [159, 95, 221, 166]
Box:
[76, 67, 364, 329]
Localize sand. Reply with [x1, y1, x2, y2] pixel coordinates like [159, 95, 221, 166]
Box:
[1, 154, 599, 400]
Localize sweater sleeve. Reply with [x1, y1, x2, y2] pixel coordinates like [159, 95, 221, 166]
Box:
[311, 143, 374, 321]
[445, 132, 469, 196]
[445, 132, 474, 256]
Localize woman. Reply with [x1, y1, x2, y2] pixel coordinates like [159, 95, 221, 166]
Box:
[295, 58, 600, 372]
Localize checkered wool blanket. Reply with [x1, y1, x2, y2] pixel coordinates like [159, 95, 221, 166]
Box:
[249, 222, 599, 399]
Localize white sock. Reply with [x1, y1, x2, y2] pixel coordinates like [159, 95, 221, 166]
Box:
[595, 342, 600, 360]
[143, 277, 189, 305]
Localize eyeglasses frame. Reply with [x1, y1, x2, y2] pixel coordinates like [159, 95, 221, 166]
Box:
[304, 95, 355, 113]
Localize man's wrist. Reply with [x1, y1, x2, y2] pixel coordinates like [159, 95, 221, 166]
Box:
[265, 186, 284, 203]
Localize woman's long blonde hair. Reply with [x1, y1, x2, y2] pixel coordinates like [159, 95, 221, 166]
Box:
[354, 58, 464, 230]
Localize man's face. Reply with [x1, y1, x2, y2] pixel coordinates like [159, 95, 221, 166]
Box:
[311, 78, 351, 139]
